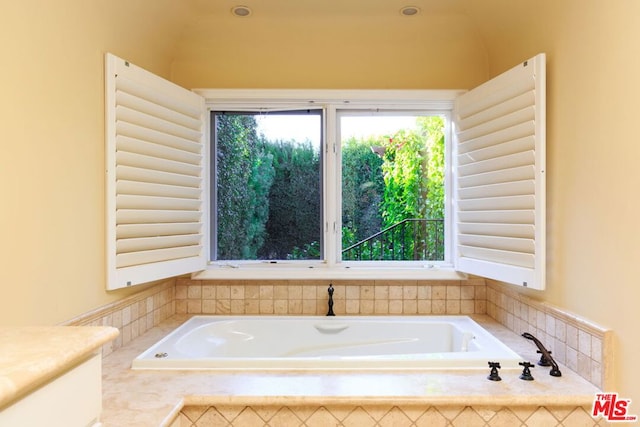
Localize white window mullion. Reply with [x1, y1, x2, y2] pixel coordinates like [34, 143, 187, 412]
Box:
[324, 105, 339, 266]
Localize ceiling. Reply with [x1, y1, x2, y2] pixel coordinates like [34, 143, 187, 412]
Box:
[188, 0, 471, 18]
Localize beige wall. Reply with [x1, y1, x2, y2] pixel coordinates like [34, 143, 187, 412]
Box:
[463, 0, 640, 404]
[0, 0, 192, 326]
[2, 0, 639, 405]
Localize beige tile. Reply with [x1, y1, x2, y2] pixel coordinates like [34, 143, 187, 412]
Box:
[289, 300, 303, 314]
[288, 285, 303, 300]
[305, 407, 340, 427]
[460, 286, 475, 300]
[432, 286, 446, 300]
[230, 285, 245, 299]
[460, 300, 475, 314]
[202, 300, 216, 314]
[302, 285, 316, 300]
[231, 407, 265, 427]
[187, 285, 202, 299]
[389, 285, 403, 300]
[182, 405, 210, 423]
[259, 299, 274, 314]
[251, 405, 280, 423]
[485, 408, 521, 427]
[214, 404, 245, 421]
[374, 300, 389, 314]
[345, 285, 360, 300]
[389, 300, 403, 314]
[230, 299, 245, 314]
[302, 299, 316, 314]
[215, 300, 231, 314]
[268, 407, 303, 427]
[417, 300, 432, 314]
[360, 299, 374, 314]
[343, 407, 376, 427]
[245, 285, 260, 299]
[274, 299, 288, 314]
[450, 406, 485, 427]
[559, 407, 598, 427]
[566, 324, 578, 349]
[244, 300, 259, 314]
[274, 285, 288, 299]
[375, 285, 389, 300]
[345, 300, 360, 314]
[362, 405, 393, 421]
[175, 285, 187, 300]
[187, 300, 202, 314]
[415, 407, 447, 427]
[417, 285, 432, 299]
[432, 300, 446, 314]
[402, 300, 417, 314]
[360, 285, 375, 300]
[435, 405, 464, 421]
[578, 330, 592, 357]
[259, 285, 274, 299]
[378, 406, 412, 427]
[446, 285, 461, 300]
[446, 300, 461, 314]
[403, 285, 417, 300]
[524, 407, 559, 427]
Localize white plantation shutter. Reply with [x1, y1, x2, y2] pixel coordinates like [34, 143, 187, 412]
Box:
[454, 54, 546, 289]
[105, 53, 207, 290]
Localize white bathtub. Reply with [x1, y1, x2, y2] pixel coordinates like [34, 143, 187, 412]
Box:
[132, 315, 523, 370]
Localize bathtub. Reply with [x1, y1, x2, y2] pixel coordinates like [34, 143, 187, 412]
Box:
[132, 316, 523, 370]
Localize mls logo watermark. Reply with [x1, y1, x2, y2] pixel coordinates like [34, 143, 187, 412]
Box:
[592, 393, 637, 422]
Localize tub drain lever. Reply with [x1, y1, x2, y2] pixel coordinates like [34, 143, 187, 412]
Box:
[326, 284, 335, 316]
[487, 361, 501, 381]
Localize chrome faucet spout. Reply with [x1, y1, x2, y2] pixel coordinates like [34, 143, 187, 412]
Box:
[522, 332, 561, 377]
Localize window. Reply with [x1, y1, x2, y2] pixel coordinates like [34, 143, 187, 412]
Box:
[106, 54, 545, 290]
[211, 111, 323, 261]
[208, 103, 454, 270]
[339, 112, 446, 263]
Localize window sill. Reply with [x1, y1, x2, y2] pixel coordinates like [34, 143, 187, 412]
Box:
[192, 265, 467, 281]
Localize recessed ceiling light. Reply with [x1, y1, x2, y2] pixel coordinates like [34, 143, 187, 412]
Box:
[400, 6, 420, 16]
[231, 5, 252, 17]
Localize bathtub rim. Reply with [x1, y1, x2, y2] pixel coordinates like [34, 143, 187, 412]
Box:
[131, 314, 525, 371]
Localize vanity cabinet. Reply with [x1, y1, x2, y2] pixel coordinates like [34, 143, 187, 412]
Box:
[0, 326, 118, 427]
[0, 353, 102, 426]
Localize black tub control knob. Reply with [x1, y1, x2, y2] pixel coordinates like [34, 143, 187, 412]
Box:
[487, 361, 501, 381]
[519, 361, 535, 381]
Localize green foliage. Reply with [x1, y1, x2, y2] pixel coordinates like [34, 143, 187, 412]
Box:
[215, 115, 274, 259]
[260, 139, 321, 259]
[419, 116, 445, 219]
[341, 136, 384, 247]
[215, 113, 445, 262]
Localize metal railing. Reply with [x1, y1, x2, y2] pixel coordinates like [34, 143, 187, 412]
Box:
[342, 218, 444, 261]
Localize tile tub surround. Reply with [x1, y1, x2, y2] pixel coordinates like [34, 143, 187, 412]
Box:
[174, 278, 488, 317]
[62, 276, 610, 390]
[101, 314, 604, 427]
[485, 280, 612, 390]
[176, 402, 601, 427]
[63, 278, 176, 357]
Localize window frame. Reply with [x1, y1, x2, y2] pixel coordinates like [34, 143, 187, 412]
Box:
[195, 89, 465, 280]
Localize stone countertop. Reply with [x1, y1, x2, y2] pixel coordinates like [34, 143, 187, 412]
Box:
[0, 326, 119, 409]
[101, 315, 601, 427]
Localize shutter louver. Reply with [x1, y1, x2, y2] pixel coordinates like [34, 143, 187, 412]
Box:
[105, 53, 207, 290]
[454, 54, 546, 289]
